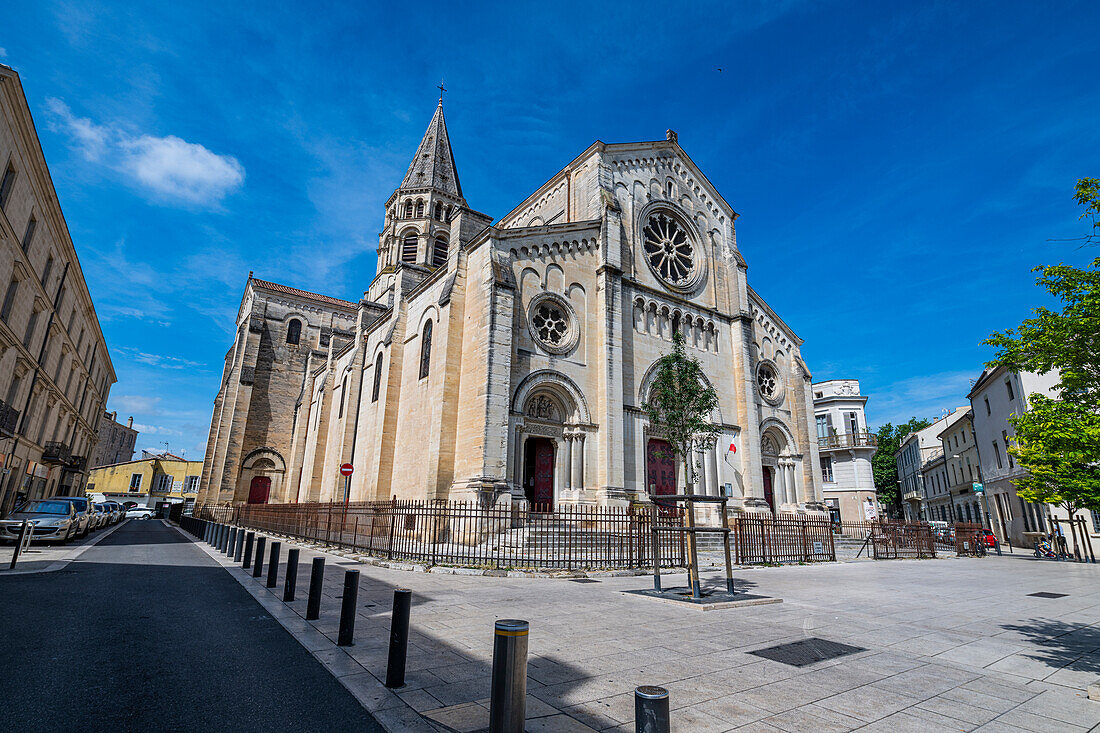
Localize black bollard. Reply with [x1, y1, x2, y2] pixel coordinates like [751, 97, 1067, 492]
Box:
[236, 529, 248, 562]
[242, 532, 255, 569]
[267, 541, 281, 588]
[203, 521, 210, 543]
[227, 527, 238, 556]
[337, 569, 359, 646]
[385, 588, 412, 688]
[489, 620, 528, 733]
[253, 536, 266, 578]
[306, 557, 325, 620]
[634, 686, 670, 733]
[218, 524, 227, 551]
[284, 548, 300, 602]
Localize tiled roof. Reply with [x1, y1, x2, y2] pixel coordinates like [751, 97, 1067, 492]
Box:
[250, 278, 357, 309]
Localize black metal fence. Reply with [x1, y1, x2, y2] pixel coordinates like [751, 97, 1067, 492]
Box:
[196, 501, 686, 571]
[731, 515, 836, 564]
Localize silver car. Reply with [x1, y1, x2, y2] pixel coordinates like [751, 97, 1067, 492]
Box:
[0, 499, 78, 543]
[50, 496, 94, 537]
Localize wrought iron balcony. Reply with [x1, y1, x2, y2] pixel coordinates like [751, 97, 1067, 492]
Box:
[0, 399, 19, 436]
[903, 490, 923, 502]
[42, 441, 72, 465]
[818, 431, 878, 450]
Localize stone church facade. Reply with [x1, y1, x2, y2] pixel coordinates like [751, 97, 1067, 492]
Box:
[197, 101, 826, 515]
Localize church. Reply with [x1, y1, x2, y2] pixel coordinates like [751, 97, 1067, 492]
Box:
[196, 100, 826, 516]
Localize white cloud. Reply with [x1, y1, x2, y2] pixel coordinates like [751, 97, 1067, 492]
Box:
[111, 394, 163, 415]
[131, 423, 182, 436]
[0, 48, 7, 58]
[114, 347, 205, 370]
[45, 98, 244, 207]
[865, 370, 976, 428]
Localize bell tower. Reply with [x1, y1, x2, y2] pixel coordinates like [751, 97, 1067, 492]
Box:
[378, 98, 466, 274]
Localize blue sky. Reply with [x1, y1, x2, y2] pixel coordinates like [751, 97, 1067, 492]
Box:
[4, 1, 1098, 458]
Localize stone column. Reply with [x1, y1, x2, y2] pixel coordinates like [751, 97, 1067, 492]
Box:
[571, 433, 584, 491]
[700, 444, 713, 496]
[712, 440, 721, 497]
[564, 433, 573, 491]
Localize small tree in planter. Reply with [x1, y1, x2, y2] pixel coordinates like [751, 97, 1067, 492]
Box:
[643, 332, 721, 596]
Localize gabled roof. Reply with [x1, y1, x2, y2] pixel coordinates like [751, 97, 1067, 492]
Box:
[250, 277, 358, 310]
[399, 101, 462, 198]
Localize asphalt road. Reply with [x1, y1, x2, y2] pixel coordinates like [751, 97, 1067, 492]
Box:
[0, 519, 383, 732]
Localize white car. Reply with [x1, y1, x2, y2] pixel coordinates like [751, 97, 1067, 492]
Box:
[125, 507, 155, 519]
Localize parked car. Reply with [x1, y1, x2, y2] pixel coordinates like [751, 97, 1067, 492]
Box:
[0, 500, 78, 543]
[978, 529, 997, 548]
[125, 506, 155, 520]
[50, 496, 95, 537]
[92, 503, 110, 528]
[104, 502, 123, 524]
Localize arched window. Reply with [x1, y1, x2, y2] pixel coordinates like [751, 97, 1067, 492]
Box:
[401, 232, 418, 262]
[371, 352, 383, 402]
[419, 320, 433, 379]
[434, 202, 443, 220]
[415, 199, 424, 217]
[286, 318, 302, 345]
[404, 200, 414, 218]
[432, 236, 449, 267]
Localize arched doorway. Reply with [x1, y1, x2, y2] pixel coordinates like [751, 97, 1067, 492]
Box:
[523, 437, 555, 509]
[247, 476, 271, 504]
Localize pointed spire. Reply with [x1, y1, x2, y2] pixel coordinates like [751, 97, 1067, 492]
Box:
[399, 100, 462, 199]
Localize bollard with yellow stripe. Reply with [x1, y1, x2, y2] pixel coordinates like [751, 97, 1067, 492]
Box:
[489, 619, 529, 733]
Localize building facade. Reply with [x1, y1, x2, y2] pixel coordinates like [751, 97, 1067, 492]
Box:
[87, 453, 202, 508]
[89, 410, 138, 469]
[0, 64, 115, 513]
[935, 409, 983, 524]
[896, 407, 968, 521]
[811, 379, 878, 522]
[198, 103, 826, 516]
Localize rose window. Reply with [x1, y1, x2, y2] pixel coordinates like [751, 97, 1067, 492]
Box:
[757, 364, 779, 399]
[532, 303, 568, 347]
[643, 213, 696, 288]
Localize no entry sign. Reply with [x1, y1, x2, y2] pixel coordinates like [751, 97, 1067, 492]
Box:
[340, 463, 354, 477]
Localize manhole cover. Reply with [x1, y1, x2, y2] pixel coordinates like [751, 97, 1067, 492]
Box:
[568, 579, 599, 583]
[1028, 592, 1067, 598]
[748, 638, 865, 667]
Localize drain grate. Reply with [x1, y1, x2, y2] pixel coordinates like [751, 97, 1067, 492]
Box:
[748, 638, 865, 667]
[1028, 592, 1067, 598]
[568, 578, 599, 583]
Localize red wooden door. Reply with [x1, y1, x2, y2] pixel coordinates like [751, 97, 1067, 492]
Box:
[247, 476, 271, 504]
[646, 439, 676, 496]
[762, 467, 774, 510]
[526, 438, 555, 509]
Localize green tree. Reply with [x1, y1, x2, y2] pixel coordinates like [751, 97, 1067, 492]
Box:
[642, 332, 721, 493]
[985, 178, 1100, 544]
[871, 418, 932, 517]
[643, 331, 720, 597]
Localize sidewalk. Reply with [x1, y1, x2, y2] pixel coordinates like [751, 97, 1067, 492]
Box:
[0, 519, 127, 574]
[189, 524, 1100, 732]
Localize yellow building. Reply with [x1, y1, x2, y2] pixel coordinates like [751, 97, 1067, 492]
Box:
[86, 452, 202, 507]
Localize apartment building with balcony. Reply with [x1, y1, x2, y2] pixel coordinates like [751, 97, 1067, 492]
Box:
[896, 406, 968, 521]
[935, 409, 983, 524]
[811, 380, 878, 522]
[0, 64, 115, 513]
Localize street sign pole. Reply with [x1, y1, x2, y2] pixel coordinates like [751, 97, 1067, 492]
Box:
[340, 463, 354, 522]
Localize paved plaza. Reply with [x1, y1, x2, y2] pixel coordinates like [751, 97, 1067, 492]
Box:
[195, 526, 1100, 732]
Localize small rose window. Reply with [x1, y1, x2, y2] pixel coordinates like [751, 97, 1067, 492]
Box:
[757, 362, 781, 402]
[533, 303, 568, 346]
[528, 293, 578, 354]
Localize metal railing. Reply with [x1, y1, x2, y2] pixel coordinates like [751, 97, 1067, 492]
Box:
[730, 515, 836, 564]
[196, 500, 686, 571]
[41, 441, 72, 465]
[0, 399, 19, 436]
[817, 431, 878, 449]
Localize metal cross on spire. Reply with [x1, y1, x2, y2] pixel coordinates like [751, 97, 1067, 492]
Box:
[437, 78, 446, 103]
